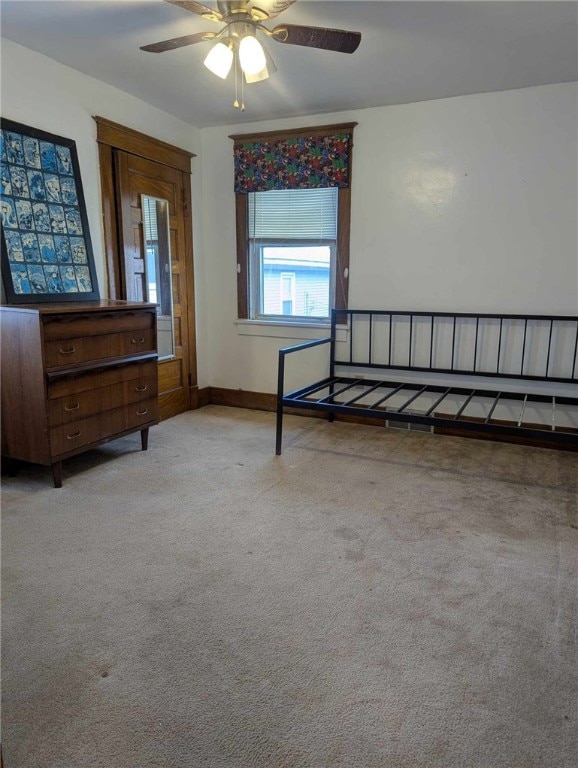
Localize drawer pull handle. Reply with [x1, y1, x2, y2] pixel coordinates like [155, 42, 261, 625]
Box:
[135, 384, 148, 392]
[59, 346, 76, 355]
[66, 430, 81, 440]
[64, 402, 80, 412]
[136, 408, 148, 416]
[131, 337, 145, 344]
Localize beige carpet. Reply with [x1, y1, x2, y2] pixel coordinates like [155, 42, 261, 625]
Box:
[2, 406, 577, 768]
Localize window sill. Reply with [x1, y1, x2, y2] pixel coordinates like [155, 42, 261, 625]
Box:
[235, 319, 348, 341]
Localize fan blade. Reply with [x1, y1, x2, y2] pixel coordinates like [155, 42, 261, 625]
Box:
[251, 0, 297, 20]
[140, 31, 216, 53]
[272, 24, 361, 54]
[164, 0, 222, 21]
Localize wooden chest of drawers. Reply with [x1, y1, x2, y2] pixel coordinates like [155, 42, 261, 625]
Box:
[1, 300, 159, 487]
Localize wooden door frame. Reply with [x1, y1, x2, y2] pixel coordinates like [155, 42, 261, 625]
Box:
[94, 116, 198, 396]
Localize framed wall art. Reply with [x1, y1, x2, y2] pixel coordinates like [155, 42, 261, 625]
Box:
[0, 118, 99, 303]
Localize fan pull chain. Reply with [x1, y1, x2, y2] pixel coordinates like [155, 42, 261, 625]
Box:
[232, 51, 246, 112]
[233, 53, 240, 109]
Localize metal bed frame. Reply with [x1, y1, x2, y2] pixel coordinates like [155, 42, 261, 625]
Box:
[276, 310, 578, 454]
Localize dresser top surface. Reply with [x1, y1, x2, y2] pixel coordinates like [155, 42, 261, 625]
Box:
[1, 300, 157, 315]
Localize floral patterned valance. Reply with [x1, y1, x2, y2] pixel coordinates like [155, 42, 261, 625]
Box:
[233, 131, 353, 193]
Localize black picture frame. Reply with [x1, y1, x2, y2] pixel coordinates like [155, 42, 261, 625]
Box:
[0, 118, 99, 303]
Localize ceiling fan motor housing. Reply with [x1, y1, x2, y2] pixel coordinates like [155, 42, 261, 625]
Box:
[217, 1, 253, 21]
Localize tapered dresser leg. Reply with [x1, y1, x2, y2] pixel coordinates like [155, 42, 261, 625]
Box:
[51, 462, 63, 489]
[141, 427, 149, 451]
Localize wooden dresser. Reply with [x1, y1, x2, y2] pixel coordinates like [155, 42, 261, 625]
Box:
[1, 300, 159, 487]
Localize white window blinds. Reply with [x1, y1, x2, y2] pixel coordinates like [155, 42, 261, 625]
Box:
[142, 197, 158, 242]
[248, 187, 338, 240]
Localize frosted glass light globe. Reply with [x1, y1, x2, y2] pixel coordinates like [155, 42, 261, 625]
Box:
[204, 42, 233, 79]
[239, 35, 266, 76]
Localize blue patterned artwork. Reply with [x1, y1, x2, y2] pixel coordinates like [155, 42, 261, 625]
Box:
[1, 119, 99, 302]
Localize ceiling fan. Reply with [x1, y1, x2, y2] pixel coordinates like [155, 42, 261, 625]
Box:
[141, 0, 361, 110]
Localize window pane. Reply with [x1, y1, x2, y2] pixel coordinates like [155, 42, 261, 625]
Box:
[262, 246, 331, 318]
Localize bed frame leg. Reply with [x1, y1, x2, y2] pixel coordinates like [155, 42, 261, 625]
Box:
[275, 404, 283, 455]
[328, 380, 335, 421]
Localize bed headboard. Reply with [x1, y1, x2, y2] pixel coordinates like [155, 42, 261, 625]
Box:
[331, 310, 578, 384]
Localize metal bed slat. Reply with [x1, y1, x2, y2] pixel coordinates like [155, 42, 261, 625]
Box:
[370, 382, 406, 409]
[317, 379, 364, 404]
[285, 377, 339, 401]
[518, 394, 528, 427]
[395, 385, 428, 413]
[454, 390, 476, 420]
[424, 388, 452, 417]
[341, 379, 385, 407]
[485, 392, 502, 423]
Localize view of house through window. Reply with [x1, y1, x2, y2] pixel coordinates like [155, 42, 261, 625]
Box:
[261, 247, 331, 317]
[248, 187, 338, 321]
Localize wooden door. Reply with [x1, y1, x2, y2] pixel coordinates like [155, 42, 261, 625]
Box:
[115, 151, 195, 420]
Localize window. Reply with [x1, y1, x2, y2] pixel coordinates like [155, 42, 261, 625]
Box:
[231, 123, 355, 324]
[248, 187, 338, 321]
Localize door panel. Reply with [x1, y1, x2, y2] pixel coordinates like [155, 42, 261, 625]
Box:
[115, 151, 194, 420]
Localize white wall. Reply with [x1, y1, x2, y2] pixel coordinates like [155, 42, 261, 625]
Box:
[0, 38, 208, 380]
[1, 38, 577, 395]
[199, 82, 578, 393]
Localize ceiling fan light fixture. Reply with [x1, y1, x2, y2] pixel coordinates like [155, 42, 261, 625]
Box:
[141, 0, 362, 111]
[238, 34, 267, 76]
[243, 44, 276, 83]
[203, 40, 234, 79]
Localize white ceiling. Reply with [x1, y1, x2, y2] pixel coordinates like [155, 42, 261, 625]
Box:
[1, 1, 577, 128]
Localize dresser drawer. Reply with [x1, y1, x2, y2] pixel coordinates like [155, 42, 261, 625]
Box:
[44, 329, 156, 368]
[50, 413, 112, 455]
[110, 399, 158, 433]
[43, 310, 155, 341]
[50, 399, 157, 457]
[48, 375, 157, 427]
[48, 359, 157, 399]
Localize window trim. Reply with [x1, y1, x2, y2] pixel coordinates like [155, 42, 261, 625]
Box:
[236, 185, 351, 320]
[233, 122, 355, 321]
